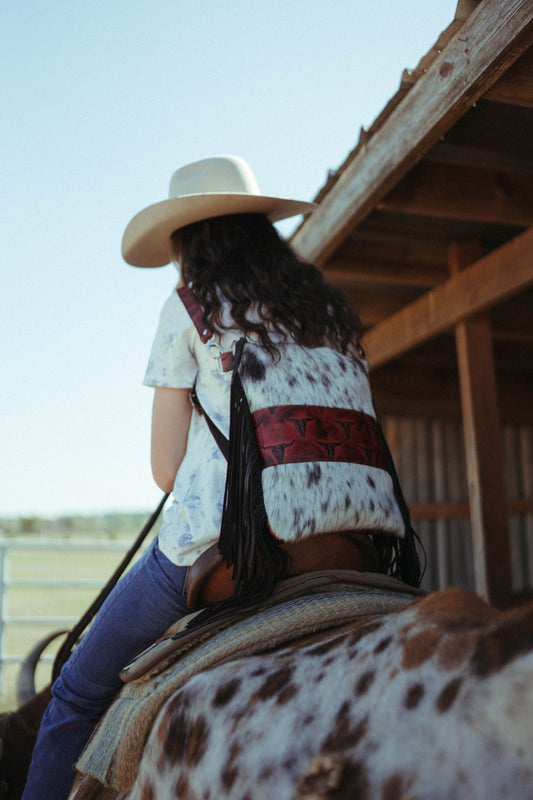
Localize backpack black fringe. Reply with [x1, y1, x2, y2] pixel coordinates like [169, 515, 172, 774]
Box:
[186, 369, 291, 630]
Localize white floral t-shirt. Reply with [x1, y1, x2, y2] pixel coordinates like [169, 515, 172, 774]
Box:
[144, 289, 241, 566]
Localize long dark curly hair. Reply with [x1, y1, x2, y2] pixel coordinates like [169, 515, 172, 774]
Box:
[171, 213, 363, 357]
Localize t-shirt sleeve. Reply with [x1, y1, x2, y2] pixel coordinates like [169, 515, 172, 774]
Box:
[143, 291, 198, 388]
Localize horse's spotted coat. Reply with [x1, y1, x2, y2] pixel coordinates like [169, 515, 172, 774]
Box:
[118, 589, 533, 800]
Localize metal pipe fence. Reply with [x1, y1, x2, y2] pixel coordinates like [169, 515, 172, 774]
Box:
[0, 537, 134, 695]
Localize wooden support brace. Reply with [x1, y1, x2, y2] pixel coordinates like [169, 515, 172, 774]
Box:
[449, 240, 512, 607]
[364, 225, 533, 368]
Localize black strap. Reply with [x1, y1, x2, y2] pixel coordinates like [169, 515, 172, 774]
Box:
[52, 492, 169, 681]
[375, 420, 426, 586]
[190, 385, 229, 461]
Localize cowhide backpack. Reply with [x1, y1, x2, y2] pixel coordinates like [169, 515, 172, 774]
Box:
[178, 285, 422, 613]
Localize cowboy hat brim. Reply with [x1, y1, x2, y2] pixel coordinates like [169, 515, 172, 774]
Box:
[122, 193, 317, 268]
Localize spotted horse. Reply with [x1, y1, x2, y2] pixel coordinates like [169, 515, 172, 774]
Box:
[62, 569, 533, 800]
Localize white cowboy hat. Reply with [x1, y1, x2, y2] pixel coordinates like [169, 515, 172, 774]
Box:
[122, 155, 317, 268]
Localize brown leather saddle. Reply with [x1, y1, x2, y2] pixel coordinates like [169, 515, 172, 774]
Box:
[185, 531, 382, 610]
[122, 565, 423, 683]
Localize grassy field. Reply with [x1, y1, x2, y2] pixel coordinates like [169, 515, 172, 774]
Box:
[0, 538, 151, 712]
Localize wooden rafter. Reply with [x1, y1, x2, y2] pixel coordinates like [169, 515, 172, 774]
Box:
[363, 226, 533, 368]
[325, 237, 448, 288]
[292, 0, 533, 266]
[346, 286, 424, 329]
[484, 43, 533, 107]
[442, 99, 533, 157]
[425, 141, 533, 174]
[370, 369, 533, 422]
[378, 161, 533, 226]
[324, 264, 442, 289]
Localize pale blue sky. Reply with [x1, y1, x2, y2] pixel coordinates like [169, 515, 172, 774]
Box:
[1, 0, 457, 516]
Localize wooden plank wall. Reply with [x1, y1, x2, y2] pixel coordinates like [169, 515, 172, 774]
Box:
[383, 415, 533, 595]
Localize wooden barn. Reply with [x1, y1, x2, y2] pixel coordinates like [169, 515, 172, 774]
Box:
[292, 0, 533, 608]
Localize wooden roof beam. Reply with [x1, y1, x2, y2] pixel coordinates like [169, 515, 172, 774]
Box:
[424, 142, 533, 175]
[484, 44, 533, 107]
[364, 225, 533, 367]
[336, 234, 448, 262]
[292, 0, 533, 266]
[326, 237, 448, 286]
[379, 161, 533, 226]
[401, 26, 533, 110]
[370, 370, 533, 422]
[323, 263, 443, 289]
[342, 286, 425, 329]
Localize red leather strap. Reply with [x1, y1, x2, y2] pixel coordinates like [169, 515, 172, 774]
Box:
[177, 285, 235, 371]
[177, 285, 210, 342]
[253, 405, 387, 469]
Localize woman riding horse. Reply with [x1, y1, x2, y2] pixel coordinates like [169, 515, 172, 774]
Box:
[22, 155, 418, 800]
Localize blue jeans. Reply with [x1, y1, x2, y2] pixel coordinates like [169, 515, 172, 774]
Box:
[22, 541, 190, 800]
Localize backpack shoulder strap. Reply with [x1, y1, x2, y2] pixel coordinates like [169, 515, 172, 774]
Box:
[190, 385, 229, 461]
[177, 285, 235, 373]
[177, 285, 236, 460]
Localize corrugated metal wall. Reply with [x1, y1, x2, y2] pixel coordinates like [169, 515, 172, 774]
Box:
[383, 416, 533, 595]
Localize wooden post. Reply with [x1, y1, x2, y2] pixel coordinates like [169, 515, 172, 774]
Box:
[449, 240, 512, 607]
